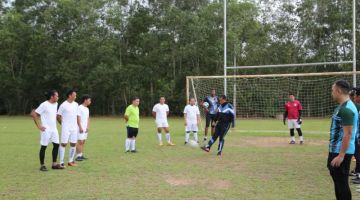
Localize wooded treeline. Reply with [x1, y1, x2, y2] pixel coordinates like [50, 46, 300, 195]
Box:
[0, 0, 359, 115]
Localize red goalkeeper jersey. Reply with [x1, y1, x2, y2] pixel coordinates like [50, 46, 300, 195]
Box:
[285, 100, 302, 119]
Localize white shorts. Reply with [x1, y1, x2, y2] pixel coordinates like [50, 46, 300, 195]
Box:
[61, 129, 78, 144]
[186, 123, 198, 132]
[40, 130, 59, 146]
[288, 119, 301, 129]
[78, 132, 88, 141]
[156, 121, 169, 128]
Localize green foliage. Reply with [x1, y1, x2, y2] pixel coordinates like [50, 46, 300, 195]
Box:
[0, 0, 358, 115]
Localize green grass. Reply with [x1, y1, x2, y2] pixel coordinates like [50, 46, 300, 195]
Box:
[0, 117, 359, 200]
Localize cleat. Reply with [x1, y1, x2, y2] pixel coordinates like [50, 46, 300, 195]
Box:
[68, 162, 77, 167]
[184, 142, 188, 145]
[201, 146, 210, 152]
[52, 164, 64, 170]
[217, 152, 222, 156]
[125, 150, 130, 153]
[203, 137, 207, 141]
[131, 150, 137, 153]
[81, 156, 88, 160]
[60, 163, 65, 168]
[167, 142, 176, 146]
[289, 141, 296, 144]
[40, 165, 48, 172]
[75, 157, 84, 161]
[159, 141, 164, 146]
[300, 141, 304, 145]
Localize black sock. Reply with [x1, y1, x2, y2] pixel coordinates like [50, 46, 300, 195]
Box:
[52, 143, 59, 163]
[296, 128, 303, 137]
[290, 129, 295, 137]
[39, 146, 47, 165]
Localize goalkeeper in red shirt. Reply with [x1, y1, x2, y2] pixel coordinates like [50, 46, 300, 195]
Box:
[283, 93, 304, 144]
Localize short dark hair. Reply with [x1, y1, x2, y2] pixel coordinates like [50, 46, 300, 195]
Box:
[189, 97, 195, 101]
[45, 90, 57, 100]
[131, 97, 139, 102]
[350, 88, 356, 97]
[334, 80, 351, 95]
[355, 88, 360, 96]
[81, 94, 91, 104]
[211, 88, 215, 91]
[289, 93, 294, 96]
[66, 90, 76, 98]
[219, 94, 227, 100]
[159, 96, 165, 99]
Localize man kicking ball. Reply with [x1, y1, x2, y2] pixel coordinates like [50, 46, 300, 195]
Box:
[201, 95, 235, 156]
[152, 96, 175, 146]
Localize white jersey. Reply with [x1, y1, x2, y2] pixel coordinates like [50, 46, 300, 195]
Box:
[152, 103, 169, 122]
[58, 100, 79, 130]
[77, 104, 89, 130]
[184, 105, 200, 124]
[35, 101, 58, 131]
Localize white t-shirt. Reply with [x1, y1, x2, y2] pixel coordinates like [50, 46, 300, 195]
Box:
[184, 104, 200, 124]
[77, 104, 89, 130]
[57, 100, 79, 130]
[35, 101, 58, 131]
[152, 103, 169, 122]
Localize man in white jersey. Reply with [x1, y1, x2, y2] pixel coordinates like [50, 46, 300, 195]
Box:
[152, 96, 175, 146]
[76, 95, 91, 161]
[57, 90, 79, 167]
[184, 97, 200, 144]
[31, 90, 64, 171]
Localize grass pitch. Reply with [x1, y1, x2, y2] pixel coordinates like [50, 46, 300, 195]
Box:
[0, 117, 359, 200]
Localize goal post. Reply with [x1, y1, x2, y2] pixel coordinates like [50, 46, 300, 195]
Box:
[187, 71, 360, 119]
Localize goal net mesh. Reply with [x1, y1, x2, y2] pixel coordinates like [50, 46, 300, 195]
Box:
[188, 72, 359, 119]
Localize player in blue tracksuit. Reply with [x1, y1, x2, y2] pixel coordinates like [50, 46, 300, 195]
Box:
[201, 95, 235, 156]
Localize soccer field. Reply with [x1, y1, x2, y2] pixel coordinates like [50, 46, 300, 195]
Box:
[0, 117, 359, 200]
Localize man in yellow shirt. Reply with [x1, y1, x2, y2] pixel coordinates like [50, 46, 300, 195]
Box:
[124, 97, 140, 153]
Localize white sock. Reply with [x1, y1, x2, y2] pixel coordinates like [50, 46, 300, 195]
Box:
[59, 146, 65, 164]
[125, 139, 131, 151]
[291, 136, 295, 141]
[69, 146, 76, 162]
[300, 136, 304, 141]
[166, 133, 171, 143]
[194, 132, 198, 142]
[131, 140, 136, 151]
[185, 132, 190, 143]
[157, 133, 162, 142]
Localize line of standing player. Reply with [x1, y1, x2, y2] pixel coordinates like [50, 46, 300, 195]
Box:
[31, 90, 91, 171]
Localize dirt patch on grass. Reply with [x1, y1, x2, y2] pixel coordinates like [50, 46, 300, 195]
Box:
[164, 175, 231, 189]
[229, 137, 328, 147]
[165, 176, 193, 186]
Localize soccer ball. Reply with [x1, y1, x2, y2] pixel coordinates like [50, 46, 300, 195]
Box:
[203, 102, 209, 108]
[188, 140, 199, 148]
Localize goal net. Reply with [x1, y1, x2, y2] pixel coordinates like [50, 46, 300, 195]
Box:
[187, 72, 359, 119]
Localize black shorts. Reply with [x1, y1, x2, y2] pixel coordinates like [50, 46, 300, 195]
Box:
[206, 113, 217, 128]
[127, 127, 138, 138]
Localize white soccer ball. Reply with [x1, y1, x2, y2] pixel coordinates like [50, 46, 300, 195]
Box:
[188, 139, 199, 148]
[203, 102, 209, 108]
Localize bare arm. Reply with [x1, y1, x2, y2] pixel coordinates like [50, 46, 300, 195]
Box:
[197, 114, 200, 125]
[86, 117, 90, 132]
[57, 114, 62, 125]
[184, 113, 187, 126]
[124, 115, 129, 122]
[77, 116, 83, 133]
[152, 111, 156, 118]
[31, 110, 45, 131]
[166, 111, 169, 116]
